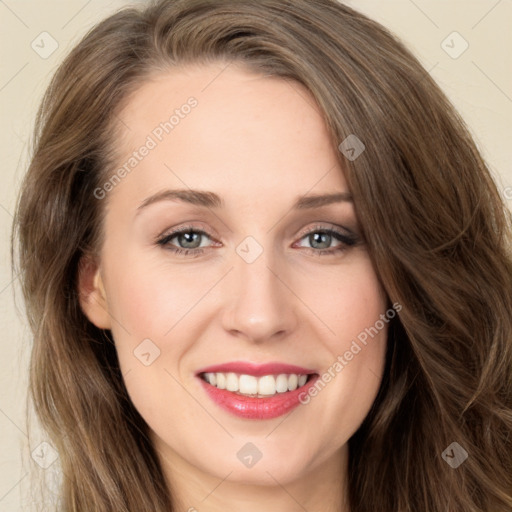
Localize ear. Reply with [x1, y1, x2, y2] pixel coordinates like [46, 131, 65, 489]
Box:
[77, 255, 112, 330]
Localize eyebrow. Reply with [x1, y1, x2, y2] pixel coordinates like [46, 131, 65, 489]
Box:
[136, 189, 352, 213]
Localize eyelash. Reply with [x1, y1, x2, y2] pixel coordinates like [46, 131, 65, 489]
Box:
[156, 224, 359, 258]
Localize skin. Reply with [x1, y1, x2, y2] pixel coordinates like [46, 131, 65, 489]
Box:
[79, 62, 389, 512]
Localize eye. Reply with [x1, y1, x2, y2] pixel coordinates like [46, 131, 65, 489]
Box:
[156, 223, 360, 257]
[156, 225, 216, 257]
[294, 225, 360, 256]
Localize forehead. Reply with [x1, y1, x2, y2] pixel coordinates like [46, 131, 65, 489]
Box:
[109, 63, 348, 207]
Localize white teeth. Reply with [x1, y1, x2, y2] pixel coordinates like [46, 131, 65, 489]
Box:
[215, 372, 226, 389]
[258, 375, 276, 396]
[288, 374, 298, 391]
[226, 372, 239, 392]
[275, 374, 289, 393]
[202, 371, 311, 397]
[239, 374, 258, 394]
[204, 372, 217, 386]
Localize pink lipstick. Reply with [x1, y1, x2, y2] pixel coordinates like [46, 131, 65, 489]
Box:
[196, 361, 319, 420]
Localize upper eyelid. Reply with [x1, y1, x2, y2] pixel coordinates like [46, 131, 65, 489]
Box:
[296, 223, 354, 238]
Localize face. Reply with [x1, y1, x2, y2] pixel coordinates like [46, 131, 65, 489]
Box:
[80, 63, 388, 492]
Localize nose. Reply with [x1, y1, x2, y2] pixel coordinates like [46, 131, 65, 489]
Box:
[221, 245, 298, 344]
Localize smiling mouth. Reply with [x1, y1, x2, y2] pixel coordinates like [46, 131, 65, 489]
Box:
[199, 372, 316, 398]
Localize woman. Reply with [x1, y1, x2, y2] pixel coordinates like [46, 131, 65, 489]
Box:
[12, 0, 512, 510]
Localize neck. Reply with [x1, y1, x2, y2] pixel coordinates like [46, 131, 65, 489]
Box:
[156, 439, 350, 512]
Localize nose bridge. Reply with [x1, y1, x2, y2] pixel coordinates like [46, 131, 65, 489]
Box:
[222, 236, 296, 342]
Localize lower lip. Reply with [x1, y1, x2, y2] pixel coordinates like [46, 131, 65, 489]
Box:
[198, 375, 319, 420]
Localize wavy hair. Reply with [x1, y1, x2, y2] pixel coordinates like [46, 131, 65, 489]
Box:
[12, 0, 512, 510]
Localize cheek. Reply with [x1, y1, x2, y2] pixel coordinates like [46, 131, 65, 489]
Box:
[296, 253, 388, 348]
[329, 256, 389, 381]
[99, 251, 208, 403]
[101, 256, 202, 430]
[103, 252, 207, 340]
[295, 255, 389, 434]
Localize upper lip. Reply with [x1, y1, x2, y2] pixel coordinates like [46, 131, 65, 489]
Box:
[196, 361, 317, 377]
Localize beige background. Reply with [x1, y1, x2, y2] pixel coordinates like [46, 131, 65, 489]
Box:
[1, 1, 511, 510]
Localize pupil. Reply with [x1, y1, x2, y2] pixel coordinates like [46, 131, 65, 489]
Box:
[311, 232, 330, 249]
[181, 231, 200, 248]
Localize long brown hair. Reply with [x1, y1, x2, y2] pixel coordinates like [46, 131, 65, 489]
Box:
[13, 0, 512, 510]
